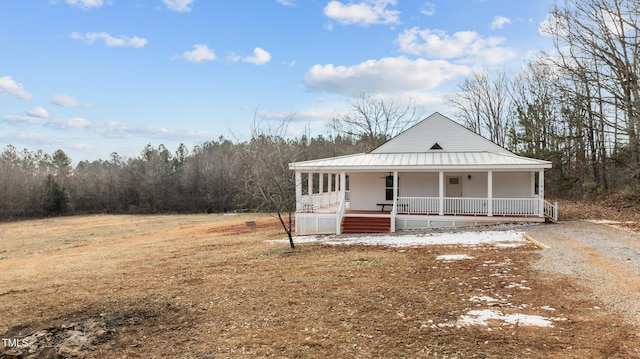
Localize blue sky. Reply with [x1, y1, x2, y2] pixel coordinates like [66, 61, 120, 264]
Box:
[0, 0, 554, 163]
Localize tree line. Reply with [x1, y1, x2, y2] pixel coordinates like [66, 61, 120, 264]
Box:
[2, 0, 640, 220]
[451, 0, 640, 197]
[0, 132, 360, 220]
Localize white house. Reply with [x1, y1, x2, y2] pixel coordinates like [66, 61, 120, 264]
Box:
[289, 112, 557, 235]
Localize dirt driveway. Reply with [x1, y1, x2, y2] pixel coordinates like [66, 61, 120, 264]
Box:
[526, 220, 640, 328]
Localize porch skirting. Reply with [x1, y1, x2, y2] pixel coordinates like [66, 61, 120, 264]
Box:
[295, 212, 545, 236]
[394, 214, 545, 231]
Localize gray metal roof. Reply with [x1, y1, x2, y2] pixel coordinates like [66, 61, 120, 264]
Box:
[289, 151, 552, 172]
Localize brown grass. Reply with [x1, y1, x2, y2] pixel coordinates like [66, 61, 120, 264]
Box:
[1, 213, 639, 358]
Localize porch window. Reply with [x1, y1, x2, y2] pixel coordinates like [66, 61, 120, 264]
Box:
[385, 175, 398, 200]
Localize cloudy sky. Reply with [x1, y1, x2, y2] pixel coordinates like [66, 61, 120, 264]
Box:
[0, 0, 553, 163]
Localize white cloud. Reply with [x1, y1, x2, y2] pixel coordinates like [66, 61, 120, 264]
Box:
[70, 32, 147, 47]
[3, 115, 91, 129]
[276, 0, 296, 6]
[0, 76, 33, 100]
[258, 108, 335, 123]
[491, 16, 511, 30]
[420, 2, 435, 16]
[304, 56, 471, 95]
[52, 93, 90, 107]
[243, 48, 272, 65]
[396, 27, 516, 65]
[65, 0, 103, 9]
[27, 106, 49, 118]
[177, 44, 216, 63]
[162, 0, 193, 13]
[324, 0, 400, 26]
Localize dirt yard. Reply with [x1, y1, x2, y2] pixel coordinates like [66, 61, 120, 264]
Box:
[1, 211, 639, 358]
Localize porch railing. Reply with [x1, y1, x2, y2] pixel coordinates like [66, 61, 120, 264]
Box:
[445, 197, 488, 215]
[397, 197, 439, 214]
[493, 198, 539, 216]
[396, 197, 542, 217]
[544, 200, 558, 221]
[297, 192, 341, 212]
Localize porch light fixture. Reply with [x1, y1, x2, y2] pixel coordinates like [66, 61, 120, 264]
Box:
[467, 175, 472, 180]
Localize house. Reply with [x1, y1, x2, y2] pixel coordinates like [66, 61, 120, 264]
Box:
[288, 112, 557, 235]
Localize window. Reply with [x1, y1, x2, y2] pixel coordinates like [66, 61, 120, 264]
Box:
[385, 175, 399, 200]
[449, 177, 459, 185]
[430, 142, 443, 150]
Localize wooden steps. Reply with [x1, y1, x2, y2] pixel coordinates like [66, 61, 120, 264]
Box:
[341, 216, 390, 234]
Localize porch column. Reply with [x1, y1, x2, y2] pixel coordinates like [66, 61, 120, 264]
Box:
[530, 172, 536, 197]
[295, 172, 302, 212]
[307, 172, 313, 196]
[391, 171, 398, 233]
[438, 171, 444, 216]
[538, 170, 545, 217]
[319, 173, 324, 194]
[487, 171, 493, 216]
[336, 171, 347, 235]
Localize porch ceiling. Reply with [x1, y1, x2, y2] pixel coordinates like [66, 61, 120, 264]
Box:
[289, 151, 552, 172]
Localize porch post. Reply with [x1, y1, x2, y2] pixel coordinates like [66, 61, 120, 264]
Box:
[530, 172, 536, 197]
[391, 171, 398, 233]
[487, 171, 493, 216]
[336, 171, 347, 235]
[295, 171, 302, 212]
[538, 170, 545, 217]
[438, 171, 444, 215]
[307, 172, 313, 196]
[319, 173, 324, 194]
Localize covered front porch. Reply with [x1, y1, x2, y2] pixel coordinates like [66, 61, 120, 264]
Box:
[294, 170, 558, 235]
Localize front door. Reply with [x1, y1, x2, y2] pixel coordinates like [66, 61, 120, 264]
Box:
[446, 176, 462, 197]
[445, 176, 462, 214]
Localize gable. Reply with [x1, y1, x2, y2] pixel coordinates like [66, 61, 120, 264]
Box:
[371, 112, 510, 154]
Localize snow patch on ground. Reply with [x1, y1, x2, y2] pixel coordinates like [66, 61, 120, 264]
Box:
[584, 219, 635, 225]
[270, 230, 528, 248]
[430, 309, 567, 329]
[436, 254, 474, 261]
[457, 309, 560, 327]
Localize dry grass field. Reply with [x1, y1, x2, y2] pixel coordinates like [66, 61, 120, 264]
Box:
[1, 213, 639, 358]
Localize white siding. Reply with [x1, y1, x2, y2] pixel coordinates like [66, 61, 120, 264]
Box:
[458, 172, 488, 197]
[372, 113, 510, 154]
[295, 213, 337, 235]
[349, 172, 387, 211]
[399, 173, 438, 197]
[493, 172, 532, 197]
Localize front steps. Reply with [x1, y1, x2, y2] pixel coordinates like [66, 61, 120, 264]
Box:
[341, 216, 391, 234]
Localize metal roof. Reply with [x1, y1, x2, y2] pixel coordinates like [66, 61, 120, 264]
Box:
[289, 151, 552, 172]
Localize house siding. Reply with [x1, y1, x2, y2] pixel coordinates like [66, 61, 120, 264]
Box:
[372, 113, 510, 154]
[399, 173, 438, 197]
[493, 172, 532, 197]
[349, 172, 387, 211]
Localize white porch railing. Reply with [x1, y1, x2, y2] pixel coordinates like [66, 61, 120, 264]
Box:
[397, 197, 439, 214]
[396, 197, 543, 217]
[297, 192, 341, 212]
[445, 197, 488, 215]
[544, 200, 558, 221]
[493, 198, 539, 216]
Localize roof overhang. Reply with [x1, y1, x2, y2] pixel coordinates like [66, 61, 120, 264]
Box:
[289, 152, 552, 172]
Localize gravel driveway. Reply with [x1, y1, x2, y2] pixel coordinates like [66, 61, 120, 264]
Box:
[525, 220, 640, 327]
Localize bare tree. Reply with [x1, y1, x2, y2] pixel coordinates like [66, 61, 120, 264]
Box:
[329, 92, 422, 152]
[542, 0, 640, 183]
[450, 70, 514, 147]
[242, 116, 299, 249]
